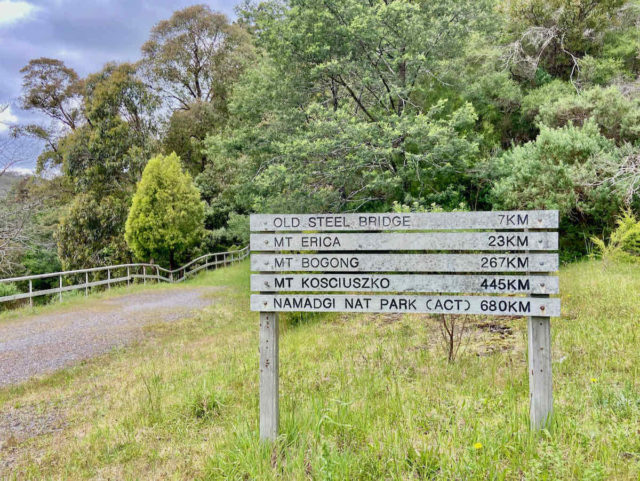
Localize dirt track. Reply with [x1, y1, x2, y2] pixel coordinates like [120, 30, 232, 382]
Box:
[0, 287, 217, 387]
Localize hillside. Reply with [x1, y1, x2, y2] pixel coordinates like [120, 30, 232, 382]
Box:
[0, 172, 24, 198]
[1, 260, 639, 479]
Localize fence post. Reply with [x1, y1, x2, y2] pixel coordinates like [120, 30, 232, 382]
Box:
[127, 266, 130, 286]
[59, 275, 63, 303]
[29, 279, 33, 308]
[143, 266, 146, 285]
[108, 268, 111, 290]
[85, 272, 89, 297]
[156, 266, 159, 283]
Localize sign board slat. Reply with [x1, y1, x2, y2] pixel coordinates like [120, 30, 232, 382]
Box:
[250, 211, 558, 232]
[251, 294, 561, 317]
[251, 232, 558, 252]
[251, 274, 559, 294]
[251, 253, 558, 273]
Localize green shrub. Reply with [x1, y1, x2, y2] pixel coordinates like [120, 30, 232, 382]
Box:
[490, 121, 618, 215]
[536, 86, 640, 145]
[591, 210, 640, 265]
[0, 282, 19, 298]
[0, 283, 20, 311]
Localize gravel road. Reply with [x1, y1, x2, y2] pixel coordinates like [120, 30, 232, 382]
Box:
[0, 287, 218, 387]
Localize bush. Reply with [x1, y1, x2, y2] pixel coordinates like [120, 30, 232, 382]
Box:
[0, 283, 20, 311]
[0, 282, 19, 298]
[490, 121, 618, 215]
[536, 86, 640, 145]
[490, 121, 624, 258]
[591, 210, 640, 265]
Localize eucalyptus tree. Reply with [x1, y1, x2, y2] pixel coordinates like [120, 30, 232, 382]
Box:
[141, 5, 254, 174]
[141, 5, 254, 110]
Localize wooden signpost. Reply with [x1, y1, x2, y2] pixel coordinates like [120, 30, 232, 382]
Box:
[250, 210, 560, 440]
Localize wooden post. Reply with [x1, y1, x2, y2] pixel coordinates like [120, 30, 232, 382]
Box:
[59, 275, 62, 303]
[526, 223, 553, 431]
[107, 269, 111, 290]
[528, 297, 553, 430]
[29, 279, 33, 308]
[85, 272, 89, 296]
[143, 266, 146, 285]
[259, 311, 279, 441]
[156, 266, 159, 283]
[127, 267, 130, 286]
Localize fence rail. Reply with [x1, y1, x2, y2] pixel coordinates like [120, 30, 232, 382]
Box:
[0, 246, 249, 307]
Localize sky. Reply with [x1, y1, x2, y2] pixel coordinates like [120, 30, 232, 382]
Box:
[0, 0, 240, 171]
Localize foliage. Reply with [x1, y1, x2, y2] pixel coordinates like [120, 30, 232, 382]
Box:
[19, 57, 83, 130]
[61, 62, 159, 194]
[591, 210, 640, 264]
[57, 193, 131, 270]
[490, 121, 626, 257]
[246, 101, 479, 213]
[12, 0, 640, 266]
[163, 101, 226, 176]
[125, 153, 205, 268]
[536, 86, 640, 145]
[0, 282, 18, 298]
[203, 212, 250, 253]
[141, 5, 253, 110]
[501, 0, 628, 80]
[491, 121, 619, 214]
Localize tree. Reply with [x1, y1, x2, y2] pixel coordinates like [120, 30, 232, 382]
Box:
[501, 0, 627, 81]
[141, 5, 253, 110]
[163, 100, 224, 175]
[248, 0, 490, 121]
[125, 153, 205, 269]
[19, 58, 83, 130]
[16, 59, 85, 171]
[197, 0, 489, 224]
[57, 193, 131, 269]
[60, 62, 159, 194]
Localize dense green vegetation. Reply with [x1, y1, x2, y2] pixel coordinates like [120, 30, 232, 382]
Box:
[2, 0, 640, 275]
[125, 153, 205, 269]
[1, 259, 639, 479]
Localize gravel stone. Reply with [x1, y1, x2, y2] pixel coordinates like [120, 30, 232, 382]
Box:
[0, 287, 217, 388]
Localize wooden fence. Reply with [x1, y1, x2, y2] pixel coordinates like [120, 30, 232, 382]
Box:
[0, 246, 249, 307]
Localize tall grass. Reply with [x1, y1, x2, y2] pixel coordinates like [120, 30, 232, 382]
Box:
[1, 260, 639, 479]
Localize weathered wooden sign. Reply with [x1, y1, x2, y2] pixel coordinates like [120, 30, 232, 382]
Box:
[250, 210, 560, 441]
[250, 232, 558, 251]
[252, 253, 558, 272]
[252, 294, 560, 316]
[251, 274, 559, 294]
[251, 210, 558, 231]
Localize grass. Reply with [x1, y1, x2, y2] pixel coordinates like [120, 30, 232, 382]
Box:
[1, 260, 640, 479]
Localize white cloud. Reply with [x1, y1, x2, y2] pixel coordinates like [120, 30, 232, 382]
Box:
[0, 1, 36, 26]
[0, 105, 18, 133]
[7, 166, 34, 175]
